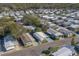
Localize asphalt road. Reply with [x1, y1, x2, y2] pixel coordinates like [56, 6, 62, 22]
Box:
[2, 38, 76, 56]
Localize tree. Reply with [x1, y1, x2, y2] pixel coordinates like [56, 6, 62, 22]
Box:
[48, 46, 59, 53]
[63, 35, 68, 38]
[41, 20, 48, 32]
[0, 16, 14, 22]
[0, 27, 4, 36]
[35, 27, 42, 32]
[42, 50, 50, 55]
[8, 22, 27, 38]
[22, 15, 41, 27]
[4, 25, 11, 35]
[54, 37, 59, 40]
[0, 18, 27, 39]
[42, 39, 48, 43]
[72, 34, 76, 37]
[41, 46, 59, 55]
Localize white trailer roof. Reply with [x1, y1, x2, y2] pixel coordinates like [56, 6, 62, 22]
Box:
[35, 32, 48, 38]
[52, 47, 73, 56]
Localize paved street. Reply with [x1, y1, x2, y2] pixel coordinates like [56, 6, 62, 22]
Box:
[2, 38, 77, 56]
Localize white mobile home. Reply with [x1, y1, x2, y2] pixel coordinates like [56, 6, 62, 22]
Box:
[20, 33, 34, 47]
[25, 33, 38, 46]
[47, 28, 63, 38]
[68, 24, 79, 32]
[33, 32, 47, 42]
[33, 32, 52, 42]
[51, 46, 77, 56]
[56, 27, 73, 37]
[4, 35, 16, 51]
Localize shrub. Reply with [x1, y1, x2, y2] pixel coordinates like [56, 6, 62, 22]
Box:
[42, 50, 50, 55]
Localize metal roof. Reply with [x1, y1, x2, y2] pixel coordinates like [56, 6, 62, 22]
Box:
[52, 46, 76, 56]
